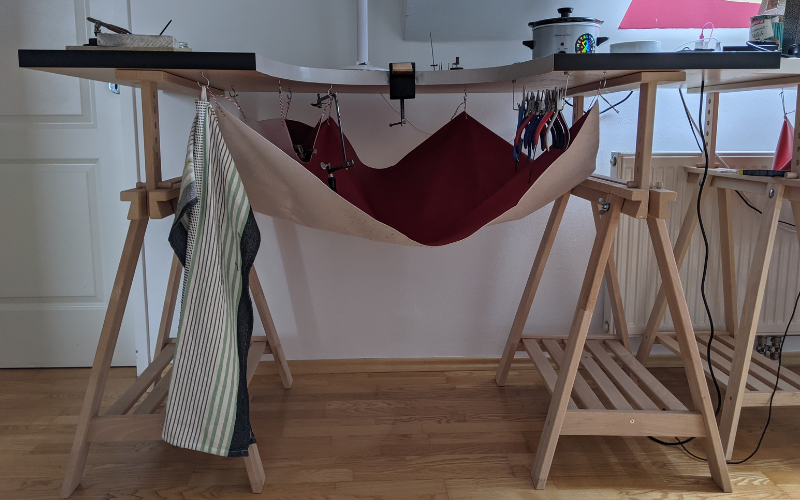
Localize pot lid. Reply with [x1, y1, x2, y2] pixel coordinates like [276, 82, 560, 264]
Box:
[528, 7, 603, 28]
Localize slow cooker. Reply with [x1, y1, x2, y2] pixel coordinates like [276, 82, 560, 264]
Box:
[523, 7, 608, 59]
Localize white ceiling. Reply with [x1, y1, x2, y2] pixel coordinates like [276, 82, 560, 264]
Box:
[403, 0, 616, 42]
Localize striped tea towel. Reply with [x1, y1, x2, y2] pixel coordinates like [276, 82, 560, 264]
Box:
[164, 100, 261, 457]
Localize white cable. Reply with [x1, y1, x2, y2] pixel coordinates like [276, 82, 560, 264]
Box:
[674, 37, 721, 52]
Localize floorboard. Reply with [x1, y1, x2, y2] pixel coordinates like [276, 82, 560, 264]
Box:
[2, 360, 800, 499]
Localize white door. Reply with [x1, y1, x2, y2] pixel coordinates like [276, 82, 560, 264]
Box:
[0, 0, 145, 368]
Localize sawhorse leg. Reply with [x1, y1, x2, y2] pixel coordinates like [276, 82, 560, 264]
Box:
[592, 204, 631, 351]
[647, 216, 731, 491]
[636, 179, 740, 363]
[250, 268, 293, 389]
[495, 193, 570, 386]
[636, 174, 706, 363]
[718, 184, 785, 459]
[495, 192, 632, 386]
[60, 218, 147, 498]
[531, 195, 622, 488]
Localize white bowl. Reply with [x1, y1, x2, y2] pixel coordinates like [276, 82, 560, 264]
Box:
[609, 41, 662, 53]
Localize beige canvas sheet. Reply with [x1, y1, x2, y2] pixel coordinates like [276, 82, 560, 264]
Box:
[215, 104, 600, 247]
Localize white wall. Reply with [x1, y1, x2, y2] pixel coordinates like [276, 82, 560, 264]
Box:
[128, 0, 796, 367]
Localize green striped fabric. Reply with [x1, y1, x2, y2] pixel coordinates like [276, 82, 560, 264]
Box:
[163, 101, 252, 456]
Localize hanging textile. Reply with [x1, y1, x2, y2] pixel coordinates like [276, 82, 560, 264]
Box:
[163, 100, 260, 457]
[216, 104, 600, 246]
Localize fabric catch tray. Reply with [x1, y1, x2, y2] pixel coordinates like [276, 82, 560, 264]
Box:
[215, 104, 600, 247]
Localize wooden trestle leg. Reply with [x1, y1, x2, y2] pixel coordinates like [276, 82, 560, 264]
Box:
[647, 216, 731, 491]
[495, 193, 570, 386]
[718, 184, 785, 459]
[531, 195, 622, 488]
[636, 175, 709, 364]
[60, 72, 290, 497]
[592, 205, 630, 350]
[717, 188, 739, 338]
[60, 218, 148, 498]
[250, 268, 293, 389]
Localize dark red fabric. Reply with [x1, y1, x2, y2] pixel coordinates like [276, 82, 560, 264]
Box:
[271, 112, 587, 246]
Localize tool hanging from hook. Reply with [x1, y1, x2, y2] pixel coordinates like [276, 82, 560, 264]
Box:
[312, 88, 353, 192]
[512, 86, 571, 180]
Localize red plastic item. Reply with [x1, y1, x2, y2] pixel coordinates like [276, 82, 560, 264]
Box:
[773, 116, 794, 171]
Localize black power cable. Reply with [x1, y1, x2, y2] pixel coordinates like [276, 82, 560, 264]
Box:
[678, 288, 800, 463]
[735, 190, 796, 228]
[649, 81, 718, 449]
[599, 91, 634, 115]
[695, 80, 724, 417]
[650, 85, 799, 464]
[564, 91, 634, 115]
[679, 88, 796, 229]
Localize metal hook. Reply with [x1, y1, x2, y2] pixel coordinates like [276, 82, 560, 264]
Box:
[512, 80, 518, 110]
[782, 89, 787, 117]
[589, 71, 606, 108]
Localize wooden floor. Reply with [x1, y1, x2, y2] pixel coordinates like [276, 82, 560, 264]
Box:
[3, 359, 800, 499]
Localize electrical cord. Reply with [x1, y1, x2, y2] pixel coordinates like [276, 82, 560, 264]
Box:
[695, 80, 724, 417]
[735, 190, 796, 227]
[649, 80, 718, 449]
[599, 91, 634, 114]
[652, 84, 798, 464]
[563, 91, 634, 115]
[677, 288, 800, 463]
[680, 88, 796, 230]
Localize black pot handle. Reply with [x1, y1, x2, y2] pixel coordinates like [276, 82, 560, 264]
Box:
[597, 36, 609, 46]
[523, 40, 535, 50]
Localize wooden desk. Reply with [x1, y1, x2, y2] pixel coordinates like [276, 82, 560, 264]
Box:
[20, 49, 790, 494]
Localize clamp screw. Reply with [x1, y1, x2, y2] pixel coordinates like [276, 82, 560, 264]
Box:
[598, 198, 611, 215]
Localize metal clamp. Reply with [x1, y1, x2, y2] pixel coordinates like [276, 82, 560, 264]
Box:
[312, 90, 353, 193]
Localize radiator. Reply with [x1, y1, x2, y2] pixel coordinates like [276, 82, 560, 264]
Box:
[606, 153, 800, 337]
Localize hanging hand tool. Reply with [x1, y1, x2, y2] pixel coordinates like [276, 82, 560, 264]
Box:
[312, 91, 353, 192]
